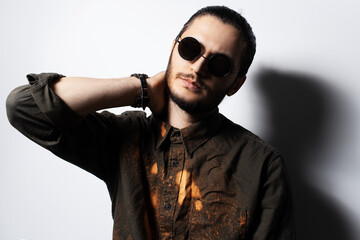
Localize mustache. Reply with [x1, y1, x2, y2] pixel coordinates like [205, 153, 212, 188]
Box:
[175, 73, 197, 81]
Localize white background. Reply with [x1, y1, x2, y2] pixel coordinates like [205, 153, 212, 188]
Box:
[1, 0, 359, 239]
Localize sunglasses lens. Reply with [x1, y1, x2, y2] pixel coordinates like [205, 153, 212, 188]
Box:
[178, 37, 201, 61]
[208, 54, 231, 77]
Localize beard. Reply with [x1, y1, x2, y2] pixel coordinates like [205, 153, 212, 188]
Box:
[165, 57, 227, 116]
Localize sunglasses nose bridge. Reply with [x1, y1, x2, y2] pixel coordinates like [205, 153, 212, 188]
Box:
[191, 54, 208, 75]
[200, 55, 208, 61]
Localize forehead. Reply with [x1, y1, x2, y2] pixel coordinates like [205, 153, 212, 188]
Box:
[181, 15, 242, 58]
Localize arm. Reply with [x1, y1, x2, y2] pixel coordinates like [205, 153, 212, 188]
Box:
[51, 71, 166, 116]
[252, 157, 296, 240]
[6, 72, 165, 181]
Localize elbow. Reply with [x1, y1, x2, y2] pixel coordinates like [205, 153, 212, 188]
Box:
[6, 88, 19, 126]
[6, 85, 30, 128]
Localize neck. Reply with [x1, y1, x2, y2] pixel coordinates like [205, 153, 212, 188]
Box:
[166, 99, 215, 129]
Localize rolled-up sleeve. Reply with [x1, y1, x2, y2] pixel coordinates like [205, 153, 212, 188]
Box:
[29, 72, 83, 129]
[5, 73, 136, 182]
[6, 73, 85, 145]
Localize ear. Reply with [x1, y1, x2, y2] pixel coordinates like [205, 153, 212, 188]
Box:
[226, 75, 246, 96]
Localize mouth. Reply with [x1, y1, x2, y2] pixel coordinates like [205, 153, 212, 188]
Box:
[178, 76, 204, 91]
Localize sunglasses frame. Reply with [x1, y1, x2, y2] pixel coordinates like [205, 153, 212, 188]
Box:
[175, 36, 241, 78]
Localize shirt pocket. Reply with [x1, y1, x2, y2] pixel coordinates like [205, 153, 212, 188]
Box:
[188, 196, 250, 240]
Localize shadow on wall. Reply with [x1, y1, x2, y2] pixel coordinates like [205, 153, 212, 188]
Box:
[255, 68, 352, 240]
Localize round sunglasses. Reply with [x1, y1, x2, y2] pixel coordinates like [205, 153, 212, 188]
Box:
[176, 36, 240, 78]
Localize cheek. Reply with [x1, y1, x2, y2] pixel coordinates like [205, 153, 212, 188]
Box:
[171, 47, 192, 72]
[172, 60, 186, 73]
[166, 58, 179, 88]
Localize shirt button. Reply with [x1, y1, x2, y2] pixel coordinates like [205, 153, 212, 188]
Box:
[164, 203, 171, 210]
[173, 160, 179, 167]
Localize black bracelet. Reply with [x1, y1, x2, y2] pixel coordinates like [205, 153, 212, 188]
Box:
[131, 73, 149, 110]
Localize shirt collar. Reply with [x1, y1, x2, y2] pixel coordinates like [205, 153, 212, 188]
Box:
[155, 109, 222, 156]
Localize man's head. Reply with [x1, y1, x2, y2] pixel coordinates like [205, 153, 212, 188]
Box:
[166, 6, 256, 115]
[178, 6, 256, 78]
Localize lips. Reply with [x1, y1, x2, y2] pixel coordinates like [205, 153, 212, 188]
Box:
[179, 77, 203, 91]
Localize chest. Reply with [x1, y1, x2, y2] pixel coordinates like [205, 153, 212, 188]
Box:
[141, 138, 256, 239]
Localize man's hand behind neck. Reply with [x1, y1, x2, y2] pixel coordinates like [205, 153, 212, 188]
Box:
[147, 71, 166, 115]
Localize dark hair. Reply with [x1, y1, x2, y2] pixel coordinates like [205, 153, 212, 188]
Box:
[178, 6, 256, 77]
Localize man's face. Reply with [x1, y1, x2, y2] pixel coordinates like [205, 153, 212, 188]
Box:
[166, 15, 245, 115]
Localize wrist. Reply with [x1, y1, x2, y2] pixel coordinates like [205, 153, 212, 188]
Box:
[130, 73, 149, 110]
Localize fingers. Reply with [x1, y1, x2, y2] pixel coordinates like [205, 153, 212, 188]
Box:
[152, 71, 166, 82]
[148, 71, 166, 115]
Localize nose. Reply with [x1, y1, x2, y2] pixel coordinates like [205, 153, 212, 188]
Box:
[191, 55, 208, 76]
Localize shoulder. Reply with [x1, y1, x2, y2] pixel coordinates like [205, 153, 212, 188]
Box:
[216, 115, 289, 187]
[84, 110, 151, 133]
[218, 114, 282, 164]
[102, 109, 151, 124]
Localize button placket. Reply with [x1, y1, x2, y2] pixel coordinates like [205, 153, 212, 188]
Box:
[164, 203, 172, 210]
[158, 130, 185, 237]
[173, 160, 180, 167]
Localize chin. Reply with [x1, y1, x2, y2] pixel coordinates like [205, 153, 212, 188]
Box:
[168, 85, 221, 116]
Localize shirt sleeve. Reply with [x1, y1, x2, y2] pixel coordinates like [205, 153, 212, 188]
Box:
[252, 156, 296, 240]
[6, 73, 144, 183]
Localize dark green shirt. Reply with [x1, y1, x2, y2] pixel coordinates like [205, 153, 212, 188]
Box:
[6, 73, 295, 240]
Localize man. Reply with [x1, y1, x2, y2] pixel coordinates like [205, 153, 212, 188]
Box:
[6, 6, 295, 240]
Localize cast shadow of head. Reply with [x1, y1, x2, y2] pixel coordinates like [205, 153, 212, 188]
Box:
[254, 68, 352, 240]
